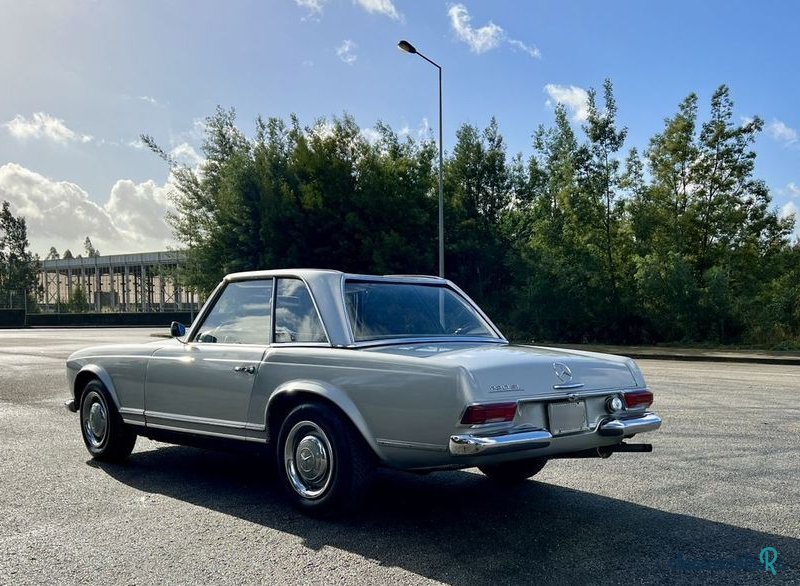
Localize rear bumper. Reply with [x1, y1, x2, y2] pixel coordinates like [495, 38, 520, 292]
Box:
[597, 412, 662, 437]
[449, 412, 661, 456]
[449, 429, 552, 456]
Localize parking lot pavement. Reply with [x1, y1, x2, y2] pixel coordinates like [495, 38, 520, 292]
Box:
[0, 328, 797, 585]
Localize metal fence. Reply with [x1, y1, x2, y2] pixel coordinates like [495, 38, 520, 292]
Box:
[0, 289, 26, 310]
[37, 251, 203, 314]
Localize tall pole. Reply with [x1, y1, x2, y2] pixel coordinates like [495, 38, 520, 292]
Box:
[398, 40, 444, 278]
[437, 65, 444, 278]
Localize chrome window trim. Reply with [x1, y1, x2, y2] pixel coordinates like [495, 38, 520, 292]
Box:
[186, 279, 227, 343]
[268, 342, 331, 348]
[272, 276, 332, 346]
[340, 278, 505, 345]
[188, 278, 275, 346]
[348, 336, 508, 349]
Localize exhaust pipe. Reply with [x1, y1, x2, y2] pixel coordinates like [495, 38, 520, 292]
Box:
[611, 442, 652, 453]
[552, 443, 653, 459]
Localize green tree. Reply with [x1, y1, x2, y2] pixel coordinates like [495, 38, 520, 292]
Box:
[84, 237, 100, 258]
[144, 109, 437, 295]
[67, 286, 91, 313]
[444, 118, 512, 311]
[0, 201, 39, 301]
[577, 79, 632, 337]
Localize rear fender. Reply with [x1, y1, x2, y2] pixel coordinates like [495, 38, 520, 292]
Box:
[265, 379, 383, 459]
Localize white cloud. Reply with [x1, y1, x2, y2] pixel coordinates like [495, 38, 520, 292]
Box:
[447, 4, 540, 59]
[4, 112, 92, 144]
[170, 142, 204, 167]
[295, 0, 328, 18]
[106, 179, 175, 243]
[398, 118, 431, 140]
[0, 163, 177, 256]
[138, 95, 160, 106]
[361, 127, 381, 145]
[780, 201, 800, 241]
[544, 84, 590, 121]
[354, 0, 402, 20]
[337, 39, 358, 64]
[786, 182, 800, 198]
[767, 119, 798, 145]
[508, 38, 541, 59]
[448, 4, 503, 54]
[312, 121, 336, 140]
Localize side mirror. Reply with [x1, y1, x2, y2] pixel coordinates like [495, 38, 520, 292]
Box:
[170, 321, 186, 338]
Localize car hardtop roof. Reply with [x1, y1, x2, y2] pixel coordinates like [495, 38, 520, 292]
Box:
[224, 268, 447, 285]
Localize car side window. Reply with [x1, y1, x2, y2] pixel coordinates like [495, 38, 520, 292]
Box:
[274, 278, 327, 343]
[194, 279, 273, 345]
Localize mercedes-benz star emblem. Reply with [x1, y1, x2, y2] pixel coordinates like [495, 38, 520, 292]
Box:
[553, 362, 573, 383]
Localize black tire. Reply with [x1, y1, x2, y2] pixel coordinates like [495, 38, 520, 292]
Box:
[79, 379, 136, 462]
[276, 403, 373, 516]
[478, 457, 548, 483]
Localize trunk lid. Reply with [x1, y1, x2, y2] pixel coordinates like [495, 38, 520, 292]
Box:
[365, 342, 641, 399]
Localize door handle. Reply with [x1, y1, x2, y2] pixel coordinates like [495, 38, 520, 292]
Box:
[234, 365, 256, 374]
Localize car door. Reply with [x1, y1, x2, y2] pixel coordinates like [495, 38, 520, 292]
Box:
[144, 278, 273, 439]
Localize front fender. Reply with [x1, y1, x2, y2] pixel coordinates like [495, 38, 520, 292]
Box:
[265, 379, 384, 460]
[70, 362, 122, 410]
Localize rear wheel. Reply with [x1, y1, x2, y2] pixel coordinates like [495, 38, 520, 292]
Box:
[478, 457, 548, 483]
[79, 380, 136, 462]
[276, 403, 373, 515]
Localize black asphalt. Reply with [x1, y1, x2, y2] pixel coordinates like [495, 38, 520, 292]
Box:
[1, 328, 797, 585]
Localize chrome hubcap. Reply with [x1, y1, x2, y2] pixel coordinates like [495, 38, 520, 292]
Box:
[82, 392, 108, 448]
[284, 421, 333, 499]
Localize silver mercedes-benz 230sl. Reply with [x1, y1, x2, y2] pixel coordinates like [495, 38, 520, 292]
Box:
[65, 269, 662, 514]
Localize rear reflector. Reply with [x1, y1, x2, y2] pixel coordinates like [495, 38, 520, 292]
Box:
[461, 402, 518, 425]
[623, 390, 653, 410]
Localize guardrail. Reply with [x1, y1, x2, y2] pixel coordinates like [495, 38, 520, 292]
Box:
[0, 310, 193, 328]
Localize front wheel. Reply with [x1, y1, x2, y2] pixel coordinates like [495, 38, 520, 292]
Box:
[276, 403, 373, 515]
[478, 457, 548, 483]
[79, 380, 136, 462]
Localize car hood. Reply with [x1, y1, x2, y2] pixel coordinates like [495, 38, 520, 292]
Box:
[364, 342, 644, 397]
[67, 338, 174, 362]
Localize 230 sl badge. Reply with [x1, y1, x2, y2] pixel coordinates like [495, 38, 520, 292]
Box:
[489, 384, 525, 392]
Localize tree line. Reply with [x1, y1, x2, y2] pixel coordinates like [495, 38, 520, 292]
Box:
[136, 81, 794, 347]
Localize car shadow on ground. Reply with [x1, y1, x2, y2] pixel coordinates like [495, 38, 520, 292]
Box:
[95, 445, 798, 585]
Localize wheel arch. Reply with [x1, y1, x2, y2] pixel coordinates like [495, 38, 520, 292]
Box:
[73, 365, 121, 410]
[265, 381, 384, 461]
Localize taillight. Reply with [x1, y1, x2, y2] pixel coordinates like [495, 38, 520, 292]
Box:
[461, 402, 518, 424]
[623, 390, 653, 410]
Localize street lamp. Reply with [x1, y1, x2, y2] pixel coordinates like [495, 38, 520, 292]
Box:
[398, 39, 444, 278]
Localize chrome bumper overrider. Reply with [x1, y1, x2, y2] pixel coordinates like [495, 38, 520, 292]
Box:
[64, 399, 77, 413]
[449, 412, 662, 456]
[597, 413, 662, 437]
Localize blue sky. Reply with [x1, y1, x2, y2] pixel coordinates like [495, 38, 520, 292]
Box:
[1, 0, 798, 255]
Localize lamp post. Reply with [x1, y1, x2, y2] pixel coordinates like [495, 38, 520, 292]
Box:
[398, 40, 444, 278]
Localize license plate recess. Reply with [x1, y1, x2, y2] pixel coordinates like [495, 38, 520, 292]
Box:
[548, 401, 589, 435]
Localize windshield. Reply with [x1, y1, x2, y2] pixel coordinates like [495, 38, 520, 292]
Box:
[344, 281, 499, 342]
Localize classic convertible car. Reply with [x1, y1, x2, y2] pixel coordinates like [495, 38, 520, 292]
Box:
[65, 269, 661, 513]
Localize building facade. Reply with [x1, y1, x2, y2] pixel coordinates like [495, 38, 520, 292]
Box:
[38, 251, 201, 313]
